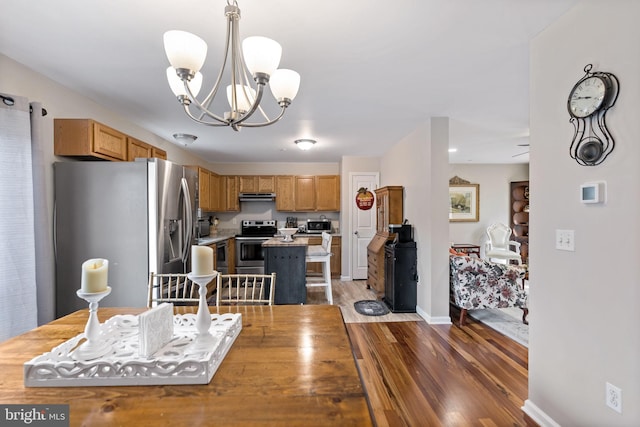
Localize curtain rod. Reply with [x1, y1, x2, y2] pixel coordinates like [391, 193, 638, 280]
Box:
[1, 94, 47, 116]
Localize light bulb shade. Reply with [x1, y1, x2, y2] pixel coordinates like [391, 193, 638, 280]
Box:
[163, 30, 208, 73]
[295, 139, 316, 150]
[242, 36, 282, 76]
[167, 67, 202, 97]
[270, 69, 300, 101]
[227, 85, 256, 112]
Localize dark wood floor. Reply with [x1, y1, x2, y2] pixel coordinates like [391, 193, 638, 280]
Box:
[346, 307, 534, 427]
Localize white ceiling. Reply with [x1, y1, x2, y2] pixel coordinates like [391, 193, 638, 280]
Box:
[1, 0, 580, 164]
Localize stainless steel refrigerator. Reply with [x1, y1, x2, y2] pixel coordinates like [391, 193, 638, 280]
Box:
[54, 159, 197, 317]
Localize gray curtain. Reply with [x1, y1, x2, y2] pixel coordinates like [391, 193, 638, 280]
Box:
[0, 93, 38, 340]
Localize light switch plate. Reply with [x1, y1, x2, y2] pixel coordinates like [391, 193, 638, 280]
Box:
[556, 229, 575, 251]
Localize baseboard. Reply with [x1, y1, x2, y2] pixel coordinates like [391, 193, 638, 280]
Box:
[416, 306, 452, 325]
[340, 275, 352, 281]
[522, 399, 561, 427]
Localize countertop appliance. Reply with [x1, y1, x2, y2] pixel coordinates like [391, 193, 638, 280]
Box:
[53, 159, 197, 317]
[306, 218, 331, 234]
[235, 220, 277, 274]
[286, 216, 297, 228]
[197, 219, 210, 238]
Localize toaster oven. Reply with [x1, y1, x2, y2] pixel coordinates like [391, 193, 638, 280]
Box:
[306, 219, 331, 234]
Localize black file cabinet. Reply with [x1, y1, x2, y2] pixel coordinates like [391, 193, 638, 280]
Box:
[383, 241, 417, 313]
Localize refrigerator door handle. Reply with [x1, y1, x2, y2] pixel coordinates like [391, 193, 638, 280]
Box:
[180, 177, 193, 263]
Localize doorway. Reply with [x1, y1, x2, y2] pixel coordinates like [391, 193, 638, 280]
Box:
[349, 172, 379, 280]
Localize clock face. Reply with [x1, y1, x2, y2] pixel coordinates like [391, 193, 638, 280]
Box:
[568, 76, 607, 118]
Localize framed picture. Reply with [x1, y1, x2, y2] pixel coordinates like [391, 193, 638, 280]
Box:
[449, 184, 479, 222]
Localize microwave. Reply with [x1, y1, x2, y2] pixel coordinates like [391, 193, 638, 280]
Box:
[306, 219, 331, 234]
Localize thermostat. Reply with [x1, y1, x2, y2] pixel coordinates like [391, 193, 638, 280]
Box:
[580, 181, 605, 204]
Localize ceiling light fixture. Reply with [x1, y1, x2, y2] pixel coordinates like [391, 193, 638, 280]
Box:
[295, 139, 316, 150]
[163, 0, 300, 131]
[173, 133, 198, 146]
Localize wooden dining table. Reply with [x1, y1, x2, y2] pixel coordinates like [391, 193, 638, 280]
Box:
[0, 305, 373, 426]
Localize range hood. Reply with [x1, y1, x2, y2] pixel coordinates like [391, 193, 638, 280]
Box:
[239, 192, 276, 202]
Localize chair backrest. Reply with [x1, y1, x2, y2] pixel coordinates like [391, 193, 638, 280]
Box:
[486, 223, 513, 250]
[148, 272, 211, 308]
[321, 232, 332, 253]
[216, 273, 276, 306]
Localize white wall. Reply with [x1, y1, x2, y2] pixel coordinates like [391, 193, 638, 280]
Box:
[448, 164, 529, 254]
[527, 2, 640, 426]
[380, 118, 450, 322]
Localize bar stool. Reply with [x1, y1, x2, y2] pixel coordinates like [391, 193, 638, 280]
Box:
[305, 232, 333, 304]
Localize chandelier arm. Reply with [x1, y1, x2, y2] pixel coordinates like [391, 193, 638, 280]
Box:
[199, 14, 235, 115]
[182, 81, 229, 124]
[237, 105, 287, 128]
[236, 46, 272, 123]
[182, 104, 230, 127]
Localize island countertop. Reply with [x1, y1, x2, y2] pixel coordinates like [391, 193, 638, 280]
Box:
[262, 237, 309, 247]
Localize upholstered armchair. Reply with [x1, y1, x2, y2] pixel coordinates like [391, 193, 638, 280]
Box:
[449, 255, 528, 326]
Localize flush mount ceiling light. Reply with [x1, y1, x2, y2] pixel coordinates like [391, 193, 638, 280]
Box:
[295, 139, 316, 150]
[163, 0, 301, 132]
[173, 133, 198, 146]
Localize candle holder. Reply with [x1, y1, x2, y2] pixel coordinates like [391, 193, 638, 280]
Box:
[187, 272, 217, 347]
[73, 286, 112, 360]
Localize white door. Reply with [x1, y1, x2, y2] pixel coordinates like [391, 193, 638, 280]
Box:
[350, 173, 379, 279]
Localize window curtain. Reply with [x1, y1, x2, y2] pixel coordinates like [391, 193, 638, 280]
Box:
[0, 93, 51, 340]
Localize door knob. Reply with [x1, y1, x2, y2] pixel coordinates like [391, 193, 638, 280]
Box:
[354, 230, 359, 235]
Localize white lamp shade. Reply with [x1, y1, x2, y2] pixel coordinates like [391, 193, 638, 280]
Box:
[242, 36, 282, 76]
[167, 67, 202, 97]
[270, 69, 300, 101]
[163, 30, 208, 73]
[295, 139, 316, 150]
[227, 85, 257, 112]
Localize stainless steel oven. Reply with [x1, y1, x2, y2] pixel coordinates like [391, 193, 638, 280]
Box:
[235, 220, 276, 274]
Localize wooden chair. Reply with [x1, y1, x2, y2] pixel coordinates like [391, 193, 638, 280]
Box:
[147, 272, 215, 308]
[216, 273, 276, 306]
[305, 232, 333, 304]
[485, 223, 522, 265]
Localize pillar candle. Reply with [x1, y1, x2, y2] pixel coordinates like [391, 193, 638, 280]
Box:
[192, 245, 213, 276]
[81, 258, 109, 293]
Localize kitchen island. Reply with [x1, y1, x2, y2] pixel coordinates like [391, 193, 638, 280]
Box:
[263, 236, 308, 304]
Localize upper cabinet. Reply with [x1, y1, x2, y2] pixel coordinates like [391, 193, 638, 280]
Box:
[238, 175, 275, 193]
[55, 119, 127, 161]
[275, 176, 295, 211]
[223, 176, 240, 212]
[209, 172, 222, 212]
[315, 175, 340, 211]
[198, 168, 211, 211]
[275, 175, 340, 212]
[375, 186, 404, 232]
[55, 118, 166, 162]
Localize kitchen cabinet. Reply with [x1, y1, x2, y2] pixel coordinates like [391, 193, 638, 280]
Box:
[223, 176, 240, 212]
[275, 176, 295, 211]
[54, 119, 127, 161]
[195, 167, 211, 211]
[151, 147, 167, 160]
[294, 176, 316, 211]
[367, 186, 404, 297]
[127, 137, 152, 160]
[306, 235, 341, 278]
[227, 238, 236, 274]
[210, 172, 222, 212]
[315, 175, 340, 211]
[126, 137, 167, 161]
[239, 175, 275, 193]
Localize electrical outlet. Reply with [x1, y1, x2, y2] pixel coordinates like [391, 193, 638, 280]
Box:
[606, 382, 622, 414]
[555, 229, 575, 251]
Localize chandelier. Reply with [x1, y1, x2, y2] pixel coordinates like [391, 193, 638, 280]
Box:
[163, 0, 300, 131]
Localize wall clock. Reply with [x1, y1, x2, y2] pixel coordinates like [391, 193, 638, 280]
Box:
[567, 64, 619, 166]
